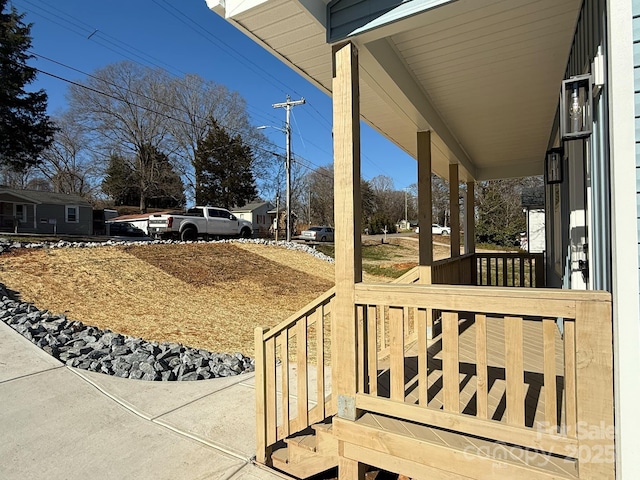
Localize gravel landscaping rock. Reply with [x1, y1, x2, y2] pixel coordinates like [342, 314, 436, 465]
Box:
[0, 283, 254, 381]
[0, 237, 335, 262]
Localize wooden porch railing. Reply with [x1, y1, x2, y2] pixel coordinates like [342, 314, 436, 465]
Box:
[354, 283, 613, 478]
[255, 287, 336, 464]
[410, 251, 545, 288]
[476, 252, 545, 287]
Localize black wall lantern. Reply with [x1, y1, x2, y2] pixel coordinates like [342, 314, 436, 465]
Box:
[545, 147, 564, 184]
[561, 74, 593, 140]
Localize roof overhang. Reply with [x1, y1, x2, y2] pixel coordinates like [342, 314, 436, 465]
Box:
[208, 0, 582, 182]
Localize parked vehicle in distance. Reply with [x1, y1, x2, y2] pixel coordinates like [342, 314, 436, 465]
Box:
[415, 224, 451, 235]
[300, 226, 334, 242]
[148, 206, 252, 241]
[108, 222, 146, 237]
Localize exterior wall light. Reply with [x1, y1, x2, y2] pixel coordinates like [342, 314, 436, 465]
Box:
[561, 74, 593, 140]
[545, 147, 564, 184]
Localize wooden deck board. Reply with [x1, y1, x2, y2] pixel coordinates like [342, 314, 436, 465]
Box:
[351, 413, 578, 478]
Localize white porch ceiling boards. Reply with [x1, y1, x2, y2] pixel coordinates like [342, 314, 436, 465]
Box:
[209, 0, 582, 181]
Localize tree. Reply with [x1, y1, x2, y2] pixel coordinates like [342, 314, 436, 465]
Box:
[102, 153, 138, 206]
[194, 122, 257, 209]
[307, 165, 334, 226]
[67, 61, 174, 211]
[38, 112, 100, 197]
[139, 145, 185, 209]
[166, 74, 269, 197]
[475, 178, 536, 247]
[0, 0, 55, 171]
[102, 147, 185, 209]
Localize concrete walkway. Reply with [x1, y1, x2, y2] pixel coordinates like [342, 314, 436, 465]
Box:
[0, 320, 289, 480]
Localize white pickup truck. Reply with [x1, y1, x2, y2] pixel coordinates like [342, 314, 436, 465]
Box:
[148, 206, 253, 241]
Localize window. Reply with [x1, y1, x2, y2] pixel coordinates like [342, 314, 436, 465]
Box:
[15, 204, 27, 223]
[66, 205, 79, 223]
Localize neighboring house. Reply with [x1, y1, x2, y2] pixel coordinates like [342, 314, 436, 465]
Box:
[0, 186, 92, 235]
[209, 1, 637, 479]
[521, 187, 545, 254]
[232, 201, 273, 237]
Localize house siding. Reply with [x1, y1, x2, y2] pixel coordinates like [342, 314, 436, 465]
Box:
[548, 0, 610, 291]
[327, 0, 455, 42]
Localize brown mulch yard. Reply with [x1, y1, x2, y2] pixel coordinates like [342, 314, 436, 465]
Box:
[0, 239, 459, 357]
[0, 243, 338, 356]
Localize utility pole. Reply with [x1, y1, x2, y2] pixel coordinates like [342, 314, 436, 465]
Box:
[405, 189, 408, 226]
[273, 95, 305, 242]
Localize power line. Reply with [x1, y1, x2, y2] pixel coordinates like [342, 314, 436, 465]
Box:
[34, 67, 333, 178]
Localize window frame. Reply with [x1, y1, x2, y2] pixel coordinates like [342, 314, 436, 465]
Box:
[14, 204, 27, 223]
[66, 205, 79, 223]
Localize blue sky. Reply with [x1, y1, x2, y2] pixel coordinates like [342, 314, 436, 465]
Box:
[14, 0, 418, 191]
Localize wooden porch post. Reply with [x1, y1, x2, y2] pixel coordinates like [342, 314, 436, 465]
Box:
[417, 131, 434, 339]
[332, 41, 362, 423]
[417, 131, 433, 276]
[464, 181, 475, 255]
[449, 164, 460, 258]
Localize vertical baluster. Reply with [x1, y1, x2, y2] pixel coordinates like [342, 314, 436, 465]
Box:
[505, 316, 524, 426]
[367, 305, 378, 396]
[442, 311, 460, 412]
[297, 318, 308, 430]
[313, 307, 325, 423]
[564, 320, 577, 438]
[475, 314, 488, 418]
[519, 256, 525, 287]
[255, 327, 268, 464]
[265, 335, 277, 445]
[418, 308, 428, 406]
[543, 319, 557, 433]
[389, 307, 405, 401]
[511, 257, 516, 287]
[280, 331, 290, 437]
[502, 256, 508, 287]
[478, 256, 483, 285]
[357, 305, 366, 394]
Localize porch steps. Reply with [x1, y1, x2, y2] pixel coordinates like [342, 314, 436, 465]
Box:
[271, 420, 338, 479]
[334, 413, 579, 480]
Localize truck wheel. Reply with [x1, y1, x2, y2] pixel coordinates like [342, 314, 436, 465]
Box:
[240, 227, 252, 239]
[181, 227, 197, 242]
[320, 236, 326, 242]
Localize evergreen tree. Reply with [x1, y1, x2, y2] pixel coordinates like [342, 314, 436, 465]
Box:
[0, 0, 55, 170]
[140, 144, 185, 209]
[194, 122, 257, 209]
[102, 154, 138, 206]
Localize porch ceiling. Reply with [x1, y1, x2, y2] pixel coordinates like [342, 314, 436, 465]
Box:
[210, 0, 582, 182]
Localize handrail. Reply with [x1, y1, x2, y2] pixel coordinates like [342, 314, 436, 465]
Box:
[255, 286, 336, 465]
[391, 266, 421, 284]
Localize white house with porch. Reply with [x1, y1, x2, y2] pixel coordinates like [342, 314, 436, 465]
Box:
[206, 1, 639, 479]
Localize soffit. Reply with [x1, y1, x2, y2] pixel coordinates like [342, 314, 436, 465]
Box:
[218, 0, 582, 181]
